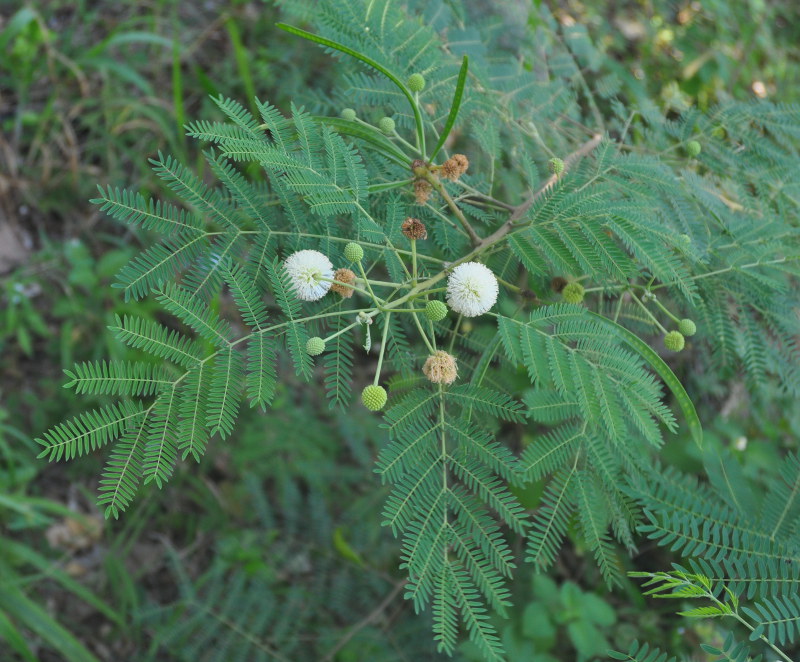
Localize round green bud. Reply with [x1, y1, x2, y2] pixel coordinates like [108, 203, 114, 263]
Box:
[679, 233, 691, 245]
[664, 330, 685, 352]
[407, 73, 425, 92]
[343, 242, 364, 263]
[678, 318, 697, 337]
[306, 337, 325, 356]
[424, 300, 448, 322]
[548, 157, 565, 175]
[340, 108, 357, 121]
[686, 140, 701, 157]
[562, 282, 585, 304]
[361, 384, 387, 411]
[377, 117, 396, 135]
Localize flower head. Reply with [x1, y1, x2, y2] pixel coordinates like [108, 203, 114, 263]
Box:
[664, 330, 685, 352]
[424, 300, 448, 322]
[401, 217, 427, 240]
[343, 242, 364, 263]
[414, 180, 432, 205]
[562, 282, 585, 304]
[362, 384, 387, 411]
[423, 351, 458, 385]
[446, 262, 498, 317]
[331, 268, 357, 298]
[407, 73, 426, 92]
[678, 318, 697, 336]
[306, 337, 325, 356]
[378, 117, 396, 135]
[283, 249, 333, 301]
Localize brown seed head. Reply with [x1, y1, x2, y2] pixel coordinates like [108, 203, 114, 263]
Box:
[422, 350, 458, 385]
[414, 180, 432, 205]
[441, 158, 460, 181]
[401, 217, 428, 240]
[550, 276, 568, 294]
[452, 153, 469, 174]
[331, 268, 357, 298]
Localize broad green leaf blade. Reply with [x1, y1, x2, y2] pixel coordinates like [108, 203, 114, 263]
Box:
[430, 56, 469, 160]
[276, 23, 426, 157]
[588, 312, 702, 447]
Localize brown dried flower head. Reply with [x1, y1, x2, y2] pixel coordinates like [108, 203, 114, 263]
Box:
[452, 153, 469, 174]
[401, 217, 427, 240]
[441, 153, 469, 181]
[414, 180, 432, 205]
[423, 350, 458, 385]
[330, 268, 357, 298]
[550, 276, 568, 293]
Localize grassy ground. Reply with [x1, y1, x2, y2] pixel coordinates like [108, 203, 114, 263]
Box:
[1, 1, 798, 660]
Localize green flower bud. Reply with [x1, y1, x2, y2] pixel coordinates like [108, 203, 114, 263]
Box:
[343, 242, 364, 263]
[361, 384, 387, 411]
[687, 140, 701, 157]
[678, 318, 696, 337]
[407, 73, 425, 92]
[548, 157, 565, 175]
[378, 117, 396, 135]
[306, 337, 325, 356]
[340, 108, 357, 121]
[424, 300, 448, 322]
[562, 282, 585, 304]
[679, 234, 691, 245]
[664, 330, 685, 352]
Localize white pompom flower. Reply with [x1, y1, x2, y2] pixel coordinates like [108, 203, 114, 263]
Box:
[446, 262, 499, 317]
[283, 249, 334, 301]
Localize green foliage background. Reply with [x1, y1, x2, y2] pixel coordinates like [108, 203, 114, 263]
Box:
[2, 1, 799, 660]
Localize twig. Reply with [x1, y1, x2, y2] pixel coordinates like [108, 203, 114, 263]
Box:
[425, 173, 483, 246]
[320, 581, 406, 661]
[473, 133, 603, 252]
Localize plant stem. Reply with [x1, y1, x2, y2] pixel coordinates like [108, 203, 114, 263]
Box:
[411, 311, 436, 354]
[323, 320, 360, 343]
[357, 262, 383, 308]
[630, 292, 668, 334]
[374, 312, 391, 385]
[650, 296, 681, 324]
[411, 239, 418, 286]
[424, 173, 482, 246]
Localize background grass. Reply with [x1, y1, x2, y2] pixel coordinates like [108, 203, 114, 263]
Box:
[1, 1, 799, 660]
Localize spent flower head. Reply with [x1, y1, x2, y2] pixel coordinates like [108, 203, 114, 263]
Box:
[423, 351, 458, 385]
[331, 268, 357, 298]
